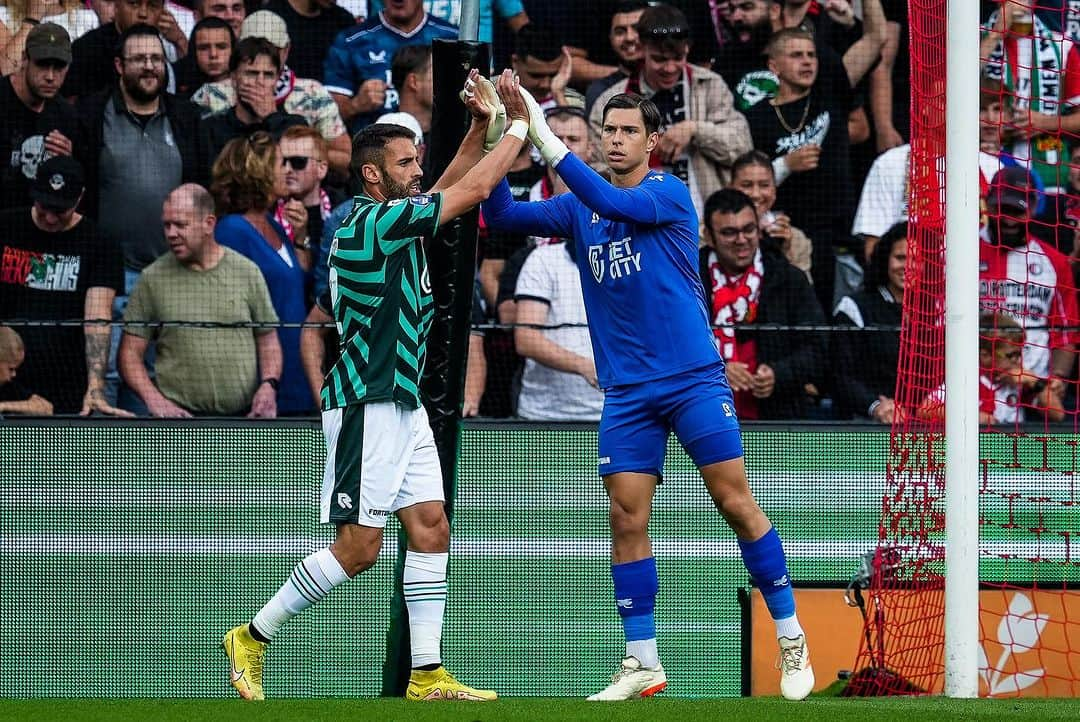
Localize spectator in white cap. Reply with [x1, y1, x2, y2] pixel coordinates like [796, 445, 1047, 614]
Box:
[191, 9, 351, 175]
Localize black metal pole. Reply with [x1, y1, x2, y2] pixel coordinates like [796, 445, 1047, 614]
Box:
[381, 37, 490, 696]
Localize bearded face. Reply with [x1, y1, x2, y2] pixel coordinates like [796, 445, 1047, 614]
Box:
[987, 205, 1029, 247]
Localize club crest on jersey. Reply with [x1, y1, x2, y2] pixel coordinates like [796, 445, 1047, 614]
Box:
[588, 245, 605, 283]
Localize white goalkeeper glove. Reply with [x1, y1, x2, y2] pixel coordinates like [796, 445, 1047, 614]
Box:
[516, 85, 569, 167]
[460, 74, 507, 154]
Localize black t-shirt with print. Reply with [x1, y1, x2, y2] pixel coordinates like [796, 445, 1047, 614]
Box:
[745, 56, 855, 248]
[0, 77, 81, 212]
[0, 210, 123, 413]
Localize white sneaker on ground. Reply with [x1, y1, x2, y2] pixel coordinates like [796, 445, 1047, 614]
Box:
[778, 634, 814, 701]
[586, 656, 667, 701]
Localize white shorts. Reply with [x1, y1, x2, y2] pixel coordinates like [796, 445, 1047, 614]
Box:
[320, 402, 445, 527]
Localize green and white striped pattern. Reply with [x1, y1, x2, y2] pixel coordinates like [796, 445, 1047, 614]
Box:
[322, 194, 441, 411]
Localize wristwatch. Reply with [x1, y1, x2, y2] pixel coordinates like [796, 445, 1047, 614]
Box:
[261, 378, 280, 391]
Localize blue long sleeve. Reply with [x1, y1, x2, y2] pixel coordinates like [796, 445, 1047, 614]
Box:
[481, 178, 571, 238]
[553, 154, 688, 225]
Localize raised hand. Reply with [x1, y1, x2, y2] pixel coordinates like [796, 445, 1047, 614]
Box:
[495, 68, 528, 122]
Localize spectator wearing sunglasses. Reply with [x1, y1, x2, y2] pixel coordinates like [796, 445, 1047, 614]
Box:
[211, 131, 315, 415]
[589, 4, 752, 224]
[273, 125, 343, 285]
[193, 11, 351, 175]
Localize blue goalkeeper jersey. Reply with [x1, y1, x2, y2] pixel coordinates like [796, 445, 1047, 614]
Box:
[482, 156, 722, 388]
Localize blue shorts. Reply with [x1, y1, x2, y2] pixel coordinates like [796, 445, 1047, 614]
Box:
[597, 362, 744, 478]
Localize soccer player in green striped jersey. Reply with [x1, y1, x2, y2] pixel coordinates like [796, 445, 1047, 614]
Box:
[223, 70, 531, 702]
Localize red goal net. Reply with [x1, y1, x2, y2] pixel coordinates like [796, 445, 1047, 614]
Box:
[849, 0, 1080, 697]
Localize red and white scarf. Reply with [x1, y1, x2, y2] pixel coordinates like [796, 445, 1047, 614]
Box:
[274, 188, 333, 242]
[708, 247, 764, 417]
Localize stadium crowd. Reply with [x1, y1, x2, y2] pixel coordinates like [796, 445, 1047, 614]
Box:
[0, 0, 1077, 424]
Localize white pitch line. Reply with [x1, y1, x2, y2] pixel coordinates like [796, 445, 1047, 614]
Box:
[0, 535, 1073, 562]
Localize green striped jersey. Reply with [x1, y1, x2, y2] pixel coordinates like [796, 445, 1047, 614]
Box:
[321, 192, 442, 410]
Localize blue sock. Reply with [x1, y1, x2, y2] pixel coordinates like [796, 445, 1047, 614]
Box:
[738, 527, 796, 621]
[611, 557, 658, 664]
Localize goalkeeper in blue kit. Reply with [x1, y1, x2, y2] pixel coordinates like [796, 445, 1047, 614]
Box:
[482, 89, 815, 701]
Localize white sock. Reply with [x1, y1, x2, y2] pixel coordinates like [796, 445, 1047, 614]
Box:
[404, 550, 448, 668]
[251, 547, 349, 640]
[775, 614, 805, 640]
[626, 639, 660, 669]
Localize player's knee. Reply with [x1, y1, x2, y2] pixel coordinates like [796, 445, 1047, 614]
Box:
[332, 528, 383, 577]
[609, 499, 649, 539]
[712, 488, 760, 527]
[411, 514, 449, 552]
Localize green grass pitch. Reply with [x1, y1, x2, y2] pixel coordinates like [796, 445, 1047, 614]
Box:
[1, 698, 1078, 722]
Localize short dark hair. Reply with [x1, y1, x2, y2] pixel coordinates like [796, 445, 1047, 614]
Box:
[229, 36, 280, 73]
[866, 222, 908, 290]
[731, 150, 775, 181]
[703, 188, 757, 231]
[191, 16, 235, 43]
[115, 23, 165, 61]
[601, 93, 663, 135]
[613, 0, 650, 16]
[766, 27, 815, 59]
[636, 4, 691, 53]
[351, 123, 418, 176]
[391, 44, 431, 92]
[514, 23, 562, 63]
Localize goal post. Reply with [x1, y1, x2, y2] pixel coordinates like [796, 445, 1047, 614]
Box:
[944, 0, 982, 698]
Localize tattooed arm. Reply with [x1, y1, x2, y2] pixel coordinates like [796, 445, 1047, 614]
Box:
[81, 287, 133, 417]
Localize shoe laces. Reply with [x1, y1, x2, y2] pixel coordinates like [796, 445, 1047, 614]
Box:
[777, 642, 805, 674]
[246, 644, 265, 684]
[609, 660, 638, 684]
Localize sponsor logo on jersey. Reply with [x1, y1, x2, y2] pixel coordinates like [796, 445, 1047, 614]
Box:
[588, 244, 605, 283]
[649, 173, 664, 181]
[598, 456, 611, 465]
[409, 194, 432, 206]
[590, 212, 599, 225]
[616, 598, 633, 608]
[419, 266, 431, 294]
[368, 50, 386, 63]
[587, 238, 643, 283]
[367, 508, 390, 517]
[773, 574, 790, 587]
[337, 492, 354, 509]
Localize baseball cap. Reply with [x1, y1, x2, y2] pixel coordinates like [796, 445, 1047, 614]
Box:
[986, 166, 1035, 212]
[25, 22, 72, 65]
[374, 112, 424, 145]
[240, 11, 290, 48]
[31, 156, 84, 211]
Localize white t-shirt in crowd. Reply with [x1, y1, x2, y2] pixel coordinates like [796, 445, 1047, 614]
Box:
[514, 242, 604, 422]
[852, 143, 909, 239]
[0, 5, 98, 40]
